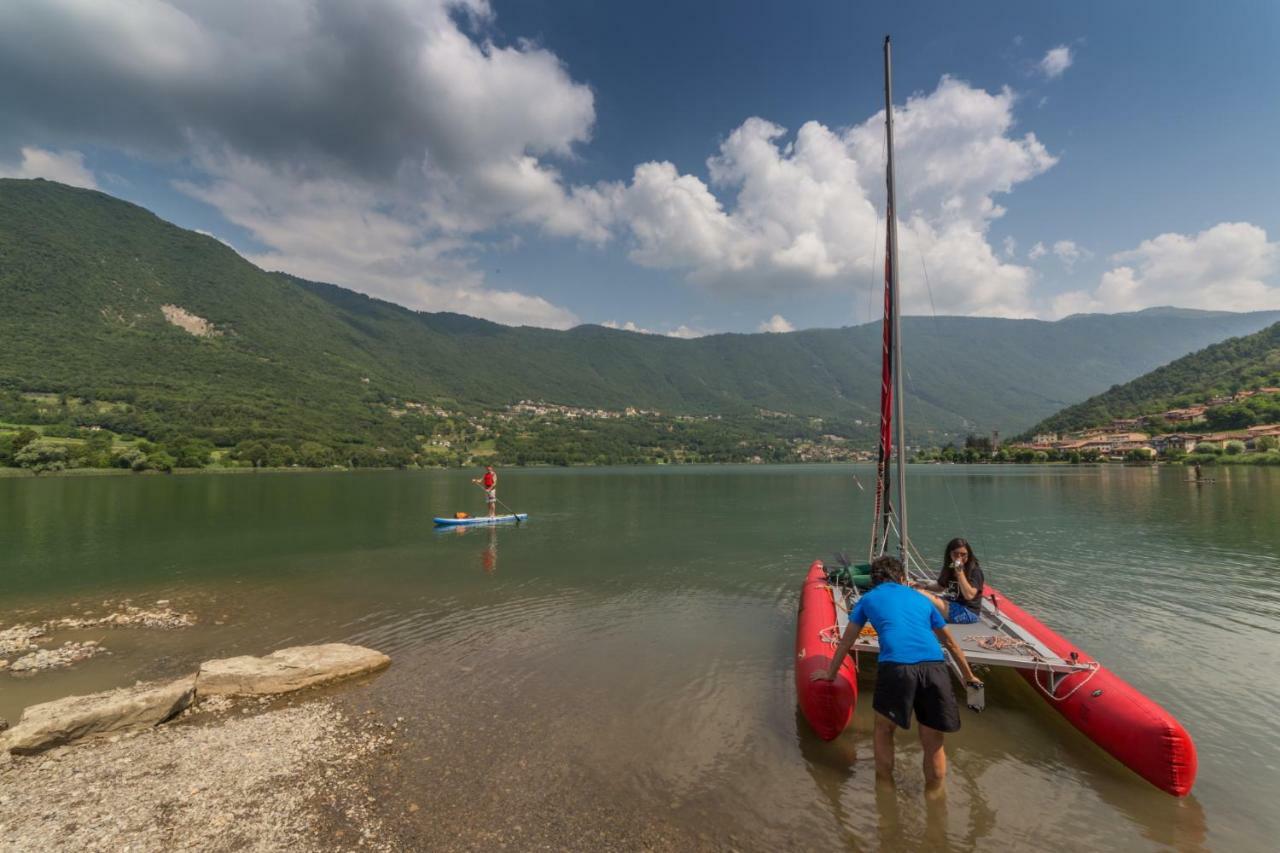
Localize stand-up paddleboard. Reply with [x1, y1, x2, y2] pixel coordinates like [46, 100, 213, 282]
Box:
[433, 513, 527, 527]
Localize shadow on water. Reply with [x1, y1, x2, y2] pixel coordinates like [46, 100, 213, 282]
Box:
[970, 667, 1210, 851]
[794, 706, 861, 848]
[794, 687, 999, 852]
[797, 658, 1206, 852]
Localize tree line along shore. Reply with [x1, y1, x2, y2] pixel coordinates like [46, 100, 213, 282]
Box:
[0, 389, 882, 474]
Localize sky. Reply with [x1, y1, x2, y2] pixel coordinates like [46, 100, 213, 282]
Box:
[1, 0, 1277, 336]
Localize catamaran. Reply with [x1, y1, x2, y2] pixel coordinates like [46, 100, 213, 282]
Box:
[795, 36, 1197, 798]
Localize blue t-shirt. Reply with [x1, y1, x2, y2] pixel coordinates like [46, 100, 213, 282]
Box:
[849, 582, 945, 665]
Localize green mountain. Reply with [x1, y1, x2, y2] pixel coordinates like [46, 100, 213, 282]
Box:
[1022, 321, 1280, 437]
[3, 178, 1280, 452]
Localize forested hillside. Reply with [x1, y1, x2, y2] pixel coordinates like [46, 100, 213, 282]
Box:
[1023, 322, 1280, 437]
[4, 178, 1280, 463]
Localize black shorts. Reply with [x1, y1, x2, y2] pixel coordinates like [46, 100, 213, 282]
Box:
[873, 661, 960, 732]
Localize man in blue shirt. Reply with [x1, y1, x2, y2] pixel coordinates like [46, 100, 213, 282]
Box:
[812, 555, 982, 792]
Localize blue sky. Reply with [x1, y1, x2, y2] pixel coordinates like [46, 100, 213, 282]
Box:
[1, 1, 1277, 334]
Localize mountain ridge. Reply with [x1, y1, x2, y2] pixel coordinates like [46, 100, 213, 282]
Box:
[1022, 321, 1280, 437]
[4, 178, 1280, 450]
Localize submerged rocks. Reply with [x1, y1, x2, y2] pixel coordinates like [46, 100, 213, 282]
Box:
[3, 603, 196, 680]
[1, 675, 197, 754]
[48, 603, 196, 630]
[197, 644, 391, 697]
[0, 625, 46, 657]
[9, 641, 106, 674]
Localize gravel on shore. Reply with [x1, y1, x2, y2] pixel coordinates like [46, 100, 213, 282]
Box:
[0, 699, 395, 852]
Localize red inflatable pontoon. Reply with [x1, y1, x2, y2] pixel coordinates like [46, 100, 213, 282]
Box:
[987, 586, 1198, 797]
[795, 560, 856, 740]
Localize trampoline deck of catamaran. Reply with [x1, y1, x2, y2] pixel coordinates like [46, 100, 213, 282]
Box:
[829, 565, 1096, 689]
[813, 555, 1197, 797]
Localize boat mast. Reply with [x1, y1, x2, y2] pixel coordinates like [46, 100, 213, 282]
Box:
[883, 35, 909, 563]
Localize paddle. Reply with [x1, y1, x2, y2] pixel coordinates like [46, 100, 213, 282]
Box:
[494, 495, 523, 524]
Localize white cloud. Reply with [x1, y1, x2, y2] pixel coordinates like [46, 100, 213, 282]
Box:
[0, 146, 97, 188]
[1002, 236, 1017, 258]
[607, 77, 1056, 317]
[1039, 46, 1073, 79]
[176, 152, 579, 328]
[757, 314, 795, 333]
[1052, 239, 1090, 269]
[1028, 241, 1047, 260]
[601, 319, 713, 338]
[667, 324, 710, 339]
[601, 320, 654, 334]
[0, 0, 593, 328]
[0, 4, 1077, 326]
[1051, 222, 1280, 316]
[194, 228, 235, 249]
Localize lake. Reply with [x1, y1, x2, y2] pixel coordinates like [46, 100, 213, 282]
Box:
[2, 464, 1277, 851]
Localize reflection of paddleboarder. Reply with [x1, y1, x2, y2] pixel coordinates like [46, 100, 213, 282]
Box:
[482, 525, 497, 574]
[471, 465, 497, 517]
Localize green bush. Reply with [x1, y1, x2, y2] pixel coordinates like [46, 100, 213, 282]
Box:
[147, 450, 176, 472]
[15, 439, 69, 473]
[12, 428, 38, 452]
[170, 438, 214, 468]
[297, 441, 334, 467]
[1224, 440, 1246, 456]
[1194, 442, 1221, 455]
[113, 447, 146, 470]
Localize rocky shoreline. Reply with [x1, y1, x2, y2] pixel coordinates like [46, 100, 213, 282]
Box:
[0, 697, 397, 852]
[0, 643, 395, 852]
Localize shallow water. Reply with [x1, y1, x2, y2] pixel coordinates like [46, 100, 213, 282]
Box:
[2, 465, 1277, 851]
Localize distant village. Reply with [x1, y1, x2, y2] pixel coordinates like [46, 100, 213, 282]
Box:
[1009, 387, 1280, 460]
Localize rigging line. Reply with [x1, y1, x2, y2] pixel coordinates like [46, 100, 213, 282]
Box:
[908, 240, 978, 543]
[861, 132, 888, 328]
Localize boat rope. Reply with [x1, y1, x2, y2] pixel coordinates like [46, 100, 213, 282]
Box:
[878, 512, 931, 578]
[974, 635, 1042, 658]
[1032, 659, 1102, 702]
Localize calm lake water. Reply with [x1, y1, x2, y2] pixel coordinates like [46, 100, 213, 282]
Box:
[2, 464, 1277, 851]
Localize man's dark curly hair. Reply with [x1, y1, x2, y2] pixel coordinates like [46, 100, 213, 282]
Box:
[870, 555, 906, 586]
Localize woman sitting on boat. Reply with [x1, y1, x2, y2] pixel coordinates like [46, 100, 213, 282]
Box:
[911, 537, 985, 625]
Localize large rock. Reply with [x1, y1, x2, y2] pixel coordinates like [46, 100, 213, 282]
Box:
[0, 675, 196, 754]
[196, 643, 390, 697]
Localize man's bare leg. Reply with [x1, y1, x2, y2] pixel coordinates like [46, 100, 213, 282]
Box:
[918, 723, 947, 793]
[873, 713, 897, 783]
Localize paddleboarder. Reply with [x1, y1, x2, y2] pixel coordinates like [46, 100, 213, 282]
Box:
[812, 555, 982, 793]
[472, 464, 498, 517]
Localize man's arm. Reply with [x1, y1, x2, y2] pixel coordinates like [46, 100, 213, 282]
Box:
[810, 620, 864, 681]
[934, 627, 982, 685]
